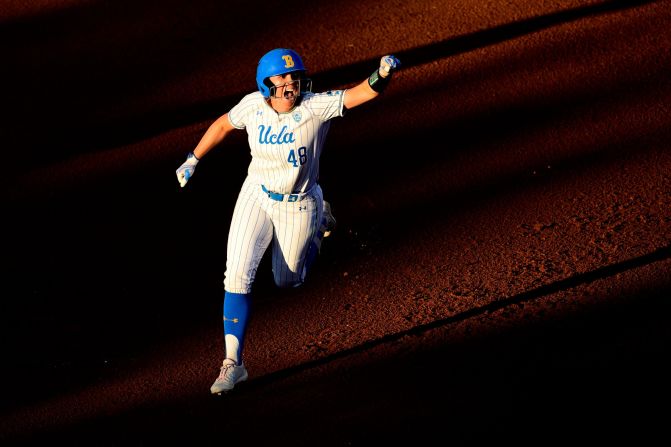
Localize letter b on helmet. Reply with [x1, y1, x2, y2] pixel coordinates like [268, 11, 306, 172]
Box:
[256, 48, 307, 97]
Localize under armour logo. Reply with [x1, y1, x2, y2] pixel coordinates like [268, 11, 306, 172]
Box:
[256, 110, 263, 116]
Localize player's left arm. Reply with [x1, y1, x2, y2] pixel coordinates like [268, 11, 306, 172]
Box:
[343, 55, 401, 110]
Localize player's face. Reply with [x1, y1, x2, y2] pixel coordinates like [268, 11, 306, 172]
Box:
[268, 72, 300, 112]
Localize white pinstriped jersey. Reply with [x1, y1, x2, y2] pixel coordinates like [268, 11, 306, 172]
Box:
[227, 90, 345, 194]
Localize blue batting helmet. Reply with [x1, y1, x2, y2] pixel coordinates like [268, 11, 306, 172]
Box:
[256, 48, 307, 97]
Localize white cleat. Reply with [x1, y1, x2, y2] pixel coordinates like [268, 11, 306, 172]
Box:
[210, 358, 248, 395]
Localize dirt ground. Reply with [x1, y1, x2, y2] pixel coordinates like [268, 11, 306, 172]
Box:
[2, 0, 670, 445]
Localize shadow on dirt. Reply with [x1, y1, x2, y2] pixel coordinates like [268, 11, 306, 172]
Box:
[6, 270, 670, 445]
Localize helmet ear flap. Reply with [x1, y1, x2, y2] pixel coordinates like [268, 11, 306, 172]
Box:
[301, 78, 313, 94]
[290, 70, 312, 95]
[263, 78, 275, 97]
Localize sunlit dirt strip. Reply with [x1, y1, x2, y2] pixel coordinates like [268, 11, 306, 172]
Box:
[2, 246, 668, 441]
[316, 0, 663, 89]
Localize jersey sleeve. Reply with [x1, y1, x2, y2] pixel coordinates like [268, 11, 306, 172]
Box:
[306, 90, 346, 121]
[227, 92, 261, 129]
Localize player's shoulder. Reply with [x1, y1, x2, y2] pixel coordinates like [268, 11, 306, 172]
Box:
[237, 91, 266, 105]
[231, 91, 266, 113]
[301, 90, 344, 106]
[229, 92, 266, 128]
[306, 90, 344, 100]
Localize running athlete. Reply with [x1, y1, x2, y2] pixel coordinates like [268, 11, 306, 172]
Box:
[176, 48, 401, 394]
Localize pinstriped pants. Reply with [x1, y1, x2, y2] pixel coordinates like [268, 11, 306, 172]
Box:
[223, 177, 324, 294]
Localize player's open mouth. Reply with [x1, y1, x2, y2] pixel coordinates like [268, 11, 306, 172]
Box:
[283, 90, 296, 100]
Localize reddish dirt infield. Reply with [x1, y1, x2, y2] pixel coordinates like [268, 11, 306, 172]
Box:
[2, 1, 670, 445]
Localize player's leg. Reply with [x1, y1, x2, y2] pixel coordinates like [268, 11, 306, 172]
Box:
[302, 201, 331, 273]
[322, 199, 336, 238]
[223, 188, 274, 295]
[270, 187, 324, 288]
[212, 186, 273, 394]
[304, 195, 338, 276]
[210, 291, 251, 395]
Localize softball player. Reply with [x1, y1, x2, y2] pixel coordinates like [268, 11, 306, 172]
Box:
[176, 48, 400, 394]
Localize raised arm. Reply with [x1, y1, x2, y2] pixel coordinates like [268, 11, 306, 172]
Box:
[343, 55, 401, 110]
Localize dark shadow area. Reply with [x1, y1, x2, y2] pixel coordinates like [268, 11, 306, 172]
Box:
[5, 273, 670, 445]
[1, 0, 316, 170]
[3, 0, 659, 172]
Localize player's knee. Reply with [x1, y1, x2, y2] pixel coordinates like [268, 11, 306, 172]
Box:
[273, 266, 306, 288]
[273, 276, 303, 289]
[224, 272, 254, 294]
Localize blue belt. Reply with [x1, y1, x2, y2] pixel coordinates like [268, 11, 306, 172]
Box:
[261, 185, 300, 202]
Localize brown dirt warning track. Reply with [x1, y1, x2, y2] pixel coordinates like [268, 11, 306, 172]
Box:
[1, 0, 670, 445]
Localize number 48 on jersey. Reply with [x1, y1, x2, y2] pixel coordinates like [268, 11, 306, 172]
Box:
[287, 146, 307, 167]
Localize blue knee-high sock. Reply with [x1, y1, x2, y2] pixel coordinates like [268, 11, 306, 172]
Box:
[223, 291, 251, 365]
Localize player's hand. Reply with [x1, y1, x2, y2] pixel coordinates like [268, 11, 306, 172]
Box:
[379, 55, 401, 78]
[176, 152, 199, 187]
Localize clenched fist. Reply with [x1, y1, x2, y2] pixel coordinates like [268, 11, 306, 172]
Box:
[379, 55, 401, 78]
[176, 152, 199, 187]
